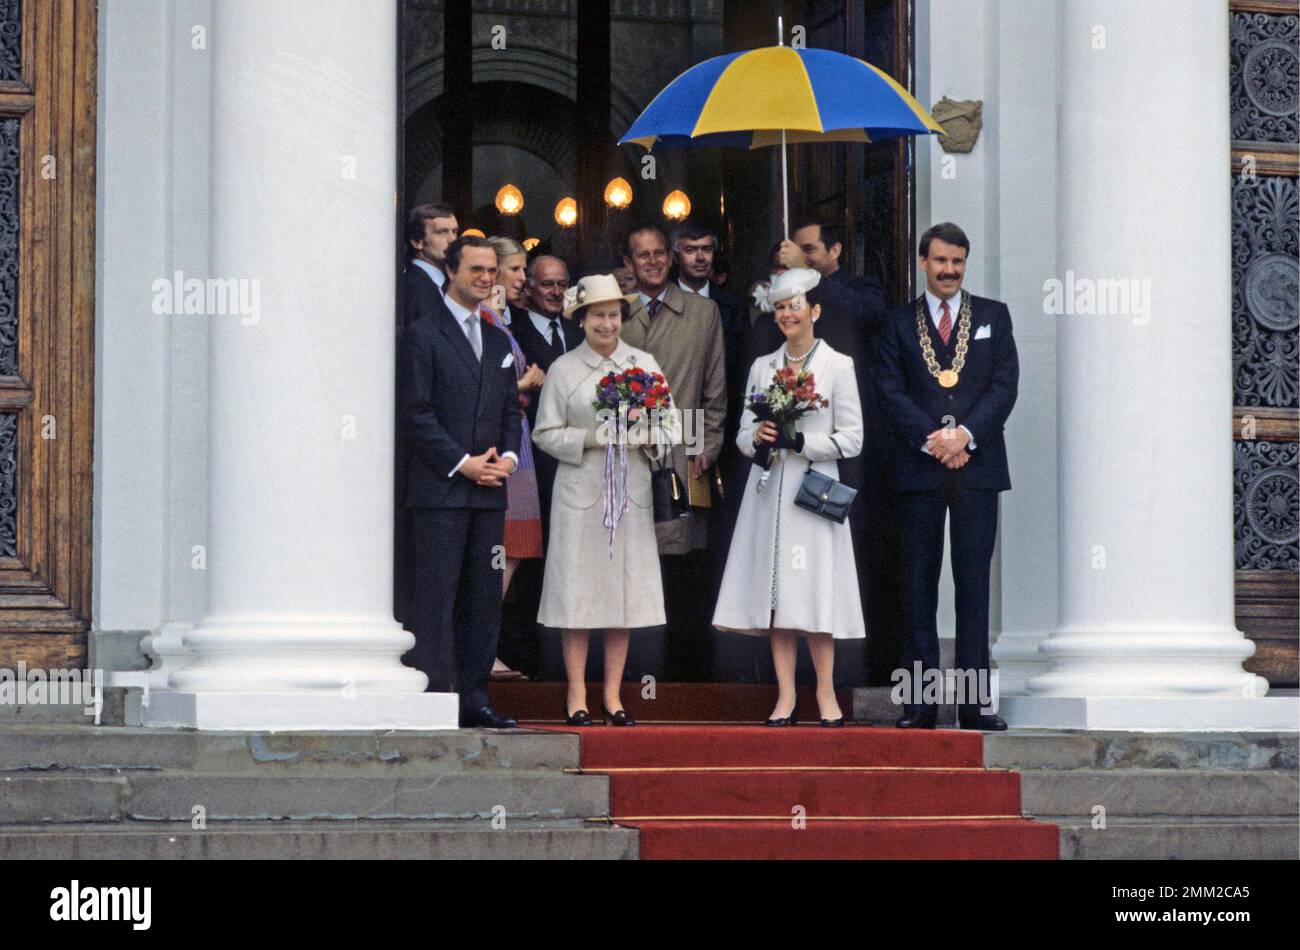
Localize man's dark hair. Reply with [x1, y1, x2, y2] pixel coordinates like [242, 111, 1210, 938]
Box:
[794, 218, 843, 250]
[670, 221, 718, 250]
[622, 225, 668, 259]
[445, 235, 493, 274]
[919, 222, 971, 258]
[405, 203, 456, 246]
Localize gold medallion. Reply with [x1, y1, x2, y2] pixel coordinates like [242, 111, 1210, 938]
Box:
[916, 292, 972, 391]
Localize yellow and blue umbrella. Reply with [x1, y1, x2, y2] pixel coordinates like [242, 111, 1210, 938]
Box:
[620, 43, 943, 233]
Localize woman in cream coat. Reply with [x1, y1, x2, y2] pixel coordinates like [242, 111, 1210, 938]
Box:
[533, 274, 678, 727]
[713, 268, 866, 727]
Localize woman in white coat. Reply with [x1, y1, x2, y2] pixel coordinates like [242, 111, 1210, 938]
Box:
[533, 274, 678, 727]
[713, 268, 866, 726]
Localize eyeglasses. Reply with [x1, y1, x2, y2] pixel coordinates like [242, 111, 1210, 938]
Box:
[534, 279, 569, 290]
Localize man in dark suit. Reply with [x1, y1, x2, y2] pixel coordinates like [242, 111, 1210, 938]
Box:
[508, 255, 582, 540]
[398, 235, 523, 729]
[671, 223, 749, 481]
[874, 222, 1019, 731]
[401, 203, 459, 327]
[510, 256, 583, 415]
[787, 217, 887, 319]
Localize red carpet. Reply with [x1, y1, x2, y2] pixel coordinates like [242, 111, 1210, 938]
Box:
[530, 723, 1059, 860]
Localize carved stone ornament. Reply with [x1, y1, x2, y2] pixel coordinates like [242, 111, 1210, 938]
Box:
[930, 97, 983, 153]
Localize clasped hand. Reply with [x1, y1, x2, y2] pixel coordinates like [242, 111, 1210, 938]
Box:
[925, 427, 970, 470]
[461, 447, 515, 486]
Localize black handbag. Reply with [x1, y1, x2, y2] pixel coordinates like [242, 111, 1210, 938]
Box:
[651, 456, 691, 523]
[793, 464, 857, 524]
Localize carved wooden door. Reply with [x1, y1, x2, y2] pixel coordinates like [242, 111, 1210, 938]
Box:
[1230, 1, 1299, 687]
[0, 0, 96, 671]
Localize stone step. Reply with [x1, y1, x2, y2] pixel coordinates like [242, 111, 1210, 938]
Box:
[0, 819, 639, 860]
[0, 687, 131, 726]
[0, 771, 611, 823]
[0, 725, 581, 774]
[1052, 817, 1300, 860]
[852, 687, 957, 725]
[983, 731, 1299, 771]
[1017, 769, 1298, 818]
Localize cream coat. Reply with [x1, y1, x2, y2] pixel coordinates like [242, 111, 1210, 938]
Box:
[712, 341, 867, 639]
[533, 339, 678, 630]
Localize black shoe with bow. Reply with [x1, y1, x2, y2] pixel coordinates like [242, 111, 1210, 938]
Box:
[602, 705, 636, 727]
[564, 707, 594, 726]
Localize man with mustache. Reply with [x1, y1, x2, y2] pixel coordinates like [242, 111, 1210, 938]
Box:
[874, 222, 1020, 731]
[620, 225, 727, 681]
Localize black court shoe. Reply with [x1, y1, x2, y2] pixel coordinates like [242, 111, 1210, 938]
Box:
[602, 705, 636, 727]
[765, 702, 799, 727]
[565, 707, 594, 726]
[820, 716, 845, 727]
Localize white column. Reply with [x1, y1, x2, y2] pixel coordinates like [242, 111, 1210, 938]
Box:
[987, 0, 1060, 694]
[146, 0, 455, 730]
[1000, 0, 1295, 730]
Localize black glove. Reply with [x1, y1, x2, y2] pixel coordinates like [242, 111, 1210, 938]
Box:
[772, 429, 804, 453]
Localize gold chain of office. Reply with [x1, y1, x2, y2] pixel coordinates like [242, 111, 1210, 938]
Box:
[915, 290, 971, 388]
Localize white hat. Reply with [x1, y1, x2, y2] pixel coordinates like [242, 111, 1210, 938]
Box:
[753, 267, 821, 312]
[563, 273, 637, 319]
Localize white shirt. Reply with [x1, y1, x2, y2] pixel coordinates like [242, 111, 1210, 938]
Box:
[528, 309, 567, 352]
[443, 293, 520, 478]
[638, 288, 668, 311]
[678, 279, 710, 298]
[920, 288, 976, 454]
[411, 257, 445, 291]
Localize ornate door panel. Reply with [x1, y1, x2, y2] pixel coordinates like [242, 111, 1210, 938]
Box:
[1230, 1, 1299, 687]
[0, 0, 96, 671]
[792, 0, 914, 304]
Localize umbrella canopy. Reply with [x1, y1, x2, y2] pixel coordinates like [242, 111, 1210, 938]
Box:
[620, 45, 943, 151]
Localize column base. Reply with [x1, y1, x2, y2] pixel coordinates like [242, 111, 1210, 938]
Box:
[142, 690, 460, 731]
[1000, 695, 1300, 732]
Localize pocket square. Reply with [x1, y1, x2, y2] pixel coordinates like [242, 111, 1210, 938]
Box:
[974, 324, 992, 340]
[500, 352, 515, 369]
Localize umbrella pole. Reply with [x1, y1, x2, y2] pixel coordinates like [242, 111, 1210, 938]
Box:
[781, 128, 789, 238]
[777, 15, 789, 238]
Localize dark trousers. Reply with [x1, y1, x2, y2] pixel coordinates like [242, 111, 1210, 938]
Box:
[898, 477, 999, 717]
[405, 507, 504, 711]
[661, 548, 715, 681]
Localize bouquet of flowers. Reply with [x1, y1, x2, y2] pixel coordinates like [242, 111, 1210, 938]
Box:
[746, 365, 828, 491]
[592, 365, 674, 556]
[592, 367, 672, 420]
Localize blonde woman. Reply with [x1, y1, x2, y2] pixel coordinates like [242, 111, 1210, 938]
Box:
[482, 237, 545, 680]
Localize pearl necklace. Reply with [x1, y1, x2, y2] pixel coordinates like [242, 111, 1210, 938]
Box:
[783, 339, 818, 364]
